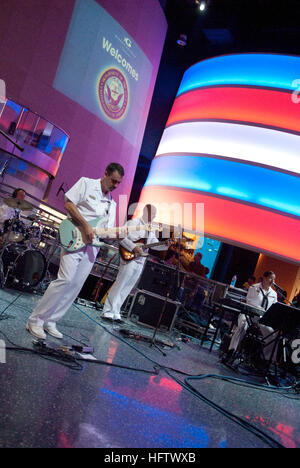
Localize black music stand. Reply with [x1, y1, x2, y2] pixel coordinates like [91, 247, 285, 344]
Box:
[260, 302, 300, 334]
[259, 303, 300, 379]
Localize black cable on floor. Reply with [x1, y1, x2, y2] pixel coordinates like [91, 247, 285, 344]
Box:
[165, 370, 285, 449]
[0, 329, 160, 376]
[0, 291, 22, 321]
[75, 305, 295, 448]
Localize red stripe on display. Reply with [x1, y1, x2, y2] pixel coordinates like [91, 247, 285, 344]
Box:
[139, 186, 300, 264]
[167, 87, 300, 134]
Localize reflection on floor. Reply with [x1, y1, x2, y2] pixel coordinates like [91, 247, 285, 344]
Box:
[0, 288, 299, 449]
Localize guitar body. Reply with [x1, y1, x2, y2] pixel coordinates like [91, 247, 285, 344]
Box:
[119, 242, 148, 262]
[59, 218, 162, 253]
[119, 239, 168, 262]
[59, 217, 105, 252]
[119, 245, 136, 262]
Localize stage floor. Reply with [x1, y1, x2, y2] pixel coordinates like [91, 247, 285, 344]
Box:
[0, 287, 299, 449]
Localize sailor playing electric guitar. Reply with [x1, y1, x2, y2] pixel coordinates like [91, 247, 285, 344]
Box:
[101, 204, 171, 322]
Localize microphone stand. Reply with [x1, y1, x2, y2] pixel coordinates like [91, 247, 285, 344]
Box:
[0, 129, 24, 180]
[0, 129, 24, 152]
[176, 224, 182, 289]
[149, 292, 169, 357]
[273, 284, 293, 306]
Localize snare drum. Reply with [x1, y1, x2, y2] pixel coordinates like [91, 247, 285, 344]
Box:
[3, 218, 26, 243]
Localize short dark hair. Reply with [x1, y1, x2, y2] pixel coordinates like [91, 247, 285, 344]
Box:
[105, 163, 124, 177]
[12, 188, 25, 198]
[263, 270, 275, 278]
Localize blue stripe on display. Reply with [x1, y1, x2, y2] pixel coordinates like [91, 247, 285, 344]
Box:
[177, 54, 300, 96]
[145, 155, 300, 217]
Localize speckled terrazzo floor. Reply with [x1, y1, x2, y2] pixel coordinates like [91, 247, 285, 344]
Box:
[0, 287, 299, 449]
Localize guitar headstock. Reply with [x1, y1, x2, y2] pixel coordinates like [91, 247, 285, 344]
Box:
[144, 223, 163, 232]
[184, 241, 195, 250]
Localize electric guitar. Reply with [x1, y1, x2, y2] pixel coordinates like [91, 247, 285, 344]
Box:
[59, 217, 160, 253]
[119, 239, 193, 262]
[119, 239, 170, 262]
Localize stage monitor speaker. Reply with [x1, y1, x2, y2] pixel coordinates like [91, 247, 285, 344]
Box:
[137, 260, 183, 300]
[128, 289, 180, 333]
[78, 275, 112, 302]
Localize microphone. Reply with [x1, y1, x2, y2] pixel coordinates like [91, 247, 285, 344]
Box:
[56, 183, 65, 197]
[273, 282, 285, 292]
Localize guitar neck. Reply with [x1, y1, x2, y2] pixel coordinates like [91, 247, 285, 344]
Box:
[142, 240, 167, 250]
[95, 224, 153, 237]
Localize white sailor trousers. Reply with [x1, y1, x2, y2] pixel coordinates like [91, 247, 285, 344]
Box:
[102, 260, 144, 319]
[29, 246, 98, 327]
[229, 314, 278, 361]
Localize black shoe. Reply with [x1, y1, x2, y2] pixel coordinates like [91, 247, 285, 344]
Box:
[221, 349, 235, 364]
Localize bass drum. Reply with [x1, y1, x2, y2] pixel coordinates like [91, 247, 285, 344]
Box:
[1, 244, 46, 287]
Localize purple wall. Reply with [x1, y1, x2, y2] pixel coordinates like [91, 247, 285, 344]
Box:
[0, 0, 167, 221]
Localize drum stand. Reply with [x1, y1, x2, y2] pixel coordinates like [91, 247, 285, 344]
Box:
[0, 211, 20, 288]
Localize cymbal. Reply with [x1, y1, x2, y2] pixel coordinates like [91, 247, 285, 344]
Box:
[4, 197, 33, 211]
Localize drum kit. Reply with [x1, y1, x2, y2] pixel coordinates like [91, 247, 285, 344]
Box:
[0, 197, 60, 289]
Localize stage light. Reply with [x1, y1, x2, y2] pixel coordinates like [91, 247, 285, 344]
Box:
[177, 34, 187, 46]
[196, 0, 207, 11]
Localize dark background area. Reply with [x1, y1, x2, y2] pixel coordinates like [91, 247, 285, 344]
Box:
[129, 0, 300, 284]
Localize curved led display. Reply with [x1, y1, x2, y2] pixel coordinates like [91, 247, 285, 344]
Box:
[140, 54, 300, 263]
[145, 156, 300, 217]
[177, 54, 300, 95]
[156, 121, 300, 175]
[167, 87, 300, 134]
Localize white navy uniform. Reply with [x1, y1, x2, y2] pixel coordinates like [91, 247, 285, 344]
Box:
[0, 203, 15, 229]
[229, 282, 278, 360]
[102, 217, 166, 321]
[28, 177, 116, 328]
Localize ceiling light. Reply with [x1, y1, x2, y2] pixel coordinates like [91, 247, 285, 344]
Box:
[177, 34, 187, 46]
[195, 1, 207, 12]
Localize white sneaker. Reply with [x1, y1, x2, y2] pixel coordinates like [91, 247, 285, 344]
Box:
[44, 324, 63, 340]
[26, 322, 46, 340]
[101, 312, 114, 321]
[114, 315, 124, 323]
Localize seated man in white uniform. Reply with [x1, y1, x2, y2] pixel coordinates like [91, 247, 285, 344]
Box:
[0, 188, 26, 228]
[227, 270, 278, 362]
[26, 163, 124, 340]
[101, 204, 169, 322]
[0, 188, 29, 245]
